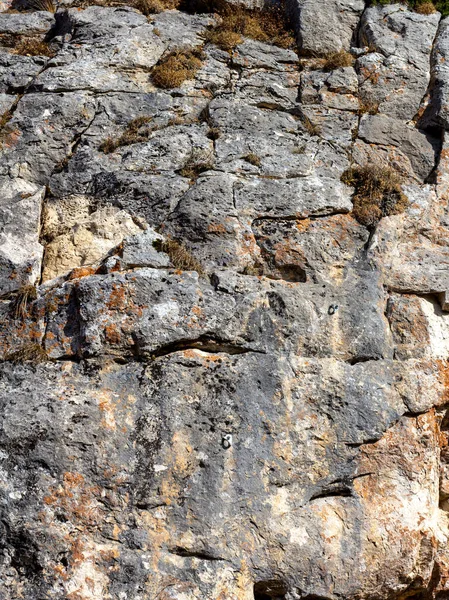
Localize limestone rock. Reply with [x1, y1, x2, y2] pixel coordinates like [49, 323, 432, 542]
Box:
[1, 1, 449, 598]
[358, 4, 440, 120]
[42, 201, 143, 281]
[287, 0, 365, 55]
[0, 180, 44, 294]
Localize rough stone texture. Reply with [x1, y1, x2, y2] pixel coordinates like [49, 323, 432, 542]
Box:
[287, 0, 365, 55]
[358, 4, 440, 121]
[2, 2, 449, 600]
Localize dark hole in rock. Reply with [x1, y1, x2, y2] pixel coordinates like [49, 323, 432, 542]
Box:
[254, 580, 287, 599]
[276, 264, 307, 283]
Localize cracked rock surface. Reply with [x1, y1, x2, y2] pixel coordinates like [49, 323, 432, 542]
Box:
[2, 1, 449, 599]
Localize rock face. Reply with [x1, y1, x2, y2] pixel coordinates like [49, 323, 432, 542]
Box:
[2, 2, 449, 600]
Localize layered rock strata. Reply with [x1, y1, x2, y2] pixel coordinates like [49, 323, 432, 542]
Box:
[1, 2, 449, 599]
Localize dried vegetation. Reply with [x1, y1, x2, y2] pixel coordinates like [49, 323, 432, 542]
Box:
[154, 237, 205, 274]
[99, 116, 154, 153]
[244, 152, 261, 166]
[10, 285, 37, 320]
[152, 47, 205, 89]
[203, 1, 295, 51]
[370, 0, 446, 16]
[179, 148, 214, 178]
[322, 50, 354, 72]
[4, 343, 48, 364]
[341, 164, 408, 227]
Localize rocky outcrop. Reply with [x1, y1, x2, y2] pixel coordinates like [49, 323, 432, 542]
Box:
[287, 0, 365, 55]
[2, 1, 449, 599]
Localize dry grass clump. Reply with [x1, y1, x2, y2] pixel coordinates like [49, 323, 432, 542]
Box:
[415, 1, 437, 12]
[300, 113, 321, 136]
[242, 261, 265, 276]
[203, 3, 295, 51]
[244, 152, 261, 166]
[152, 47, 205, 89]
[153, 237, 204, 274]
[14, 37, 56, 57]
[99, 116, 153, 153]
[26, 0, 56, 11]
[133, 0, 181, 14]
[0, 108, 15, 149]
[179, 148, 214, 178]
[10, 285, 37, 320]
[359, 98, 380, 115]
[4, 343, 48, 364]
[370, 0, 445, 15]
[0, 109, 12, 130]
[204, 28, 242, 50]
[341, 164, 408, 227]
[323, 50, 354, 72]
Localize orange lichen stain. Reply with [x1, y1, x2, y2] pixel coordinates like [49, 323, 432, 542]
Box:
[191, 305, 203, 317]
[207, 222, 228, 234]
[54, 563, 69, 581]
[437, 359, 449, 406]
[98, 391, 117, 431]
[68, 266, 97, 281]
[43, 472, 102, 529]
[106, 283, 127, 310]
[104, 323, 121, 345]
[66, 592, 84, 600]
[3, 128, 21, 149]
[296, 218, 311, 233]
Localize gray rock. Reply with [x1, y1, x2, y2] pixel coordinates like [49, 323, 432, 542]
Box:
[0, 180, 44, 294]
[234, 175, 353, 218]
[0, 10, 54, 35]
[122, 228, 170, 269]
[0, 52, 46, 93]
[427, 16, 449, 128]
[358, 113, 439, 180]
[0, 4, 449, 599]
[287, 0, 365, 55]
[358, 5, 440, 121]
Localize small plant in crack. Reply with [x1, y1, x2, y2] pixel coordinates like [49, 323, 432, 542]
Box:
[26, 0, 56, 12]
[14, 36, 56, 57]
[242, 261, 265, 276]
[370, 0, 444, 16]
[322, 50, 354, 72]
[153, 237, 205, 275]
[152, 47, 205, 89]
[243, 152, 261, 166]
[10, 284, 38, 320]
[300, 113, 321, 137]
[179, 148, 214, 179]
[202, 2, 295, 51]
[341, 164, 408, 228]
[358, 98, 380, 115]
[4, 343, 48, 364]
[133, 0, 181, 14]
[99, 116, 154, 153]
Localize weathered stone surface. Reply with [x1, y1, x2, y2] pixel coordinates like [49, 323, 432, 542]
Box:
[357, 113, 440, 180]
[2, 2, 449, 599]
[0, 179, 44, 294]
[427, 16, 449, 128]
[358, 4, 440, 121]
[287, 0, 365, 55]
[0, 10, 54, 35]
[42, 200, 143, 281]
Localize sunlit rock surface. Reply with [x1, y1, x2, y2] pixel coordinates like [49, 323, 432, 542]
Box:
[1, 2, 449, 599]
